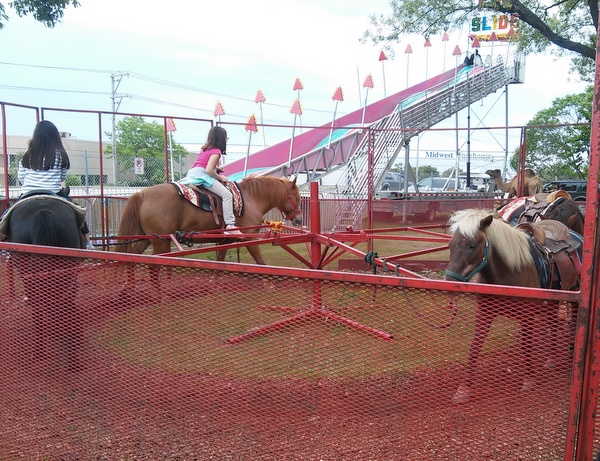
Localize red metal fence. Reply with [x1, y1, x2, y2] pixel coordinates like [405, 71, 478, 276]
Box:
[1, 54, 600, 458]
[1, 163, 599, 459]
[0, 238, 591, 460]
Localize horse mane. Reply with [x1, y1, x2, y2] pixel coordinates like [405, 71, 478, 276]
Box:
[239, 176, 293, 203]
[449, 208, 534, 271]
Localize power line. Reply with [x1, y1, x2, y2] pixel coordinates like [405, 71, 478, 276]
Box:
[0, 60, 337, 116]
[0, 84, 110, 96]
[0, 60, 116, 74]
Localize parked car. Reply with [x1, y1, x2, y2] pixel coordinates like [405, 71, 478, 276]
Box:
[407, 176, 452, 192]
[542, 179, 598, 201]
[379, 172, 404, 191]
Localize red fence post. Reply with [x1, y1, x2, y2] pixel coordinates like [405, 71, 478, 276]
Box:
[572, 12, 600, 460]
[310, 181, 320, 269]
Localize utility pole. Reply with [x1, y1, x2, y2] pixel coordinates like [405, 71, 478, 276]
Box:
[111, 72, 128, 185]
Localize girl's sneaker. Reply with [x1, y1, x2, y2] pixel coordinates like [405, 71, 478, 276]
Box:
[224, 225, 242, 235]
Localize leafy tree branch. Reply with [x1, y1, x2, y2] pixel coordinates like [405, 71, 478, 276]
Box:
[0, 0, 80, 29]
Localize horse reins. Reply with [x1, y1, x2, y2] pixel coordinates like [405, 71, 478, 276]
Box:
[281, 193, 302, 221]
[445, 240, 490, 282]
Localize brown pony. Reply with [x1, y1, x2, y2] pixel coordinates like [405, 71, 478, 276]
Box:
[445, 209, 579, 404]
[115, 176, 303, 263]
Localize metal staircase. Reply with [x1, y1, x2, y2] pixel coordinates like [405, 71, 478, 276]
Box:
[259, 51, 525, 229]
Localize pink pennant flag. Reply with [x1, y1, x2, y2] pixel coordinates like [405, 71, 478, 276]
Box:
[290, 99, 302, 115]
[489, 31, 498, 41]
[363, 74, 374, 89]
[293, 78, 304, 91]
[442, 32, 449, 42]
[255, 89, 266, 103]
[507, 27, 516, 38]
[245, 114, 258, 132]
[332, 86, 344, 101]
[214, 102, 225, 117]
[378, 51, 387, 61]
[424, 38, 431, 47]
[405, 44, 413, 54]
[452, 45, 462, 56]
[166, 118, 176, 132]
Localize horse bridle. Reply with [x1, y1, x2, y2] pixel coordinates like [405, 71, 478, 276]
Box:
[445, 240, 490, 282]
[281, 192, 302, 221]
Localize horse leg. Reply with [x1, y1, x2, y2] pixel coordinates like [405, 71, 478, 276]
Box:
[541, 301, 576, 370]
[453, 303, 495, 404]
[246, 245, 266, 265]
[151, 239, 171, 255]
[216, 248, 228, 261]
[59, 285, 83, 372]
[213, 241, 264, 264]
[519, 305, 548, 391]
[215, 245, 265, 264]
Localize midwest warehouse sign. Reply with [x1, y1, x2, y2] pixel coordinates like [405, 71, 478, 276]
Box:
[424, 151, 499, 161]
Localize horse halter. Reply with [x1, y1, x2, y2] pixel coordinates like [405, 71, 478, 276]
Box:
[281, 192, 302, 221]
[445, 240, 490, 282]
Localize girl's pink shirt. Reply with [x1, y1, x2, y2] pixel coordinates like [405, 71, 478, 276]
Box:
[190, 148, 221, 169]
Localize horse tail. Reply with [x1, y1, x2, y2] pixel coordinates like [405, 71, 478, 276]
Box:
[31, 209, 61, 246]
[116, 192, 146, 254]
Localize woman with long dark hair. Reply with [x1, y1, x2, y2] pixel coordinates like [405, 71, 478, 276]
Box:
[18, 120, 94, 248]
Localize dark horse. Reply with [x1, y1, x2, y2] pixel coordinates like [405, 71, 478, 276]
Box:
[3, 195, 86, 248]
[115, 175, 303, 263]
[445, 209, 582, 404]
[498, 194, 584, 236]
[1, 196, 87, 371]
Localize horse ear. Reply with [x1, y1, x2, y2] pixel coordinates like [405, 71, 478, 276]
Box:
[291, 176, 297, 186]
[479, 214, 494, 230]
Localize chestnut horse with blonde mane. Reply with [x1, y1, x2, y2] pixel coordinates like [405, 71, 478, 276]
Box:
[115, 175, 303, 263]
[445, 208, 581, 404]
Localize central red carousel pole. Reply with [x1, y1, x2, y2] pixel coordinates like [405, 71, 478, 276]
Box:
[226, 181, 393, 344]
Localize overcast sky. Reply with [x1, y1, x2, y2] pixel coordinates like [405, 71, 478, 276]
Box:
[0, 0, 589, 174]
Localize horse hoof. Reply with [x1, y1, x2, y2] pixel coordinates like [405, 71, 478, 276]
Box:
[452, 385, 471, 404]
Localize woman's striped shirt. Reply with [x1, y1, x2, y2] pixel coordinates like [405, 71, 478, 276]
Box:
[17, 149, 68, 195]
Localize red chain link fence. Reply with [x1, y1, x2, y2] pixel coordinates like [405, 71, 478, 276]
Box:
[1, 89, 600, 459]
[0, 234, 593, 459]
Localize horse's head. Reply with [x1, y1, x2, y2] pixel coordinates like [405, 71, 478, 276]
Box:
[281, 176, 303, 226]
[445, 210, 494, 282]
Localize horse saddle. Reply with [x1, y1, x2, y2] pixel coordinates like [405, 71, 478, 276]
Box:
[170, 181, 244, 226]
[517, 219, 582, 291]
[500, 192, 574, 227]
[518, 195, 572, 225]
[0, 192, 87, 237]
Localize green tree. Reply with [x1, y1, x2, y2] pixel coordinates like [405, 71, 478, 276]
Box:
[362, 0, 597, 81]
[442, 168, 464, 177]
[105, 116, 190, 186]
[415, 165, 439, 178]
[0, 0, 79, 29]
[509, 86, 593, 179]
